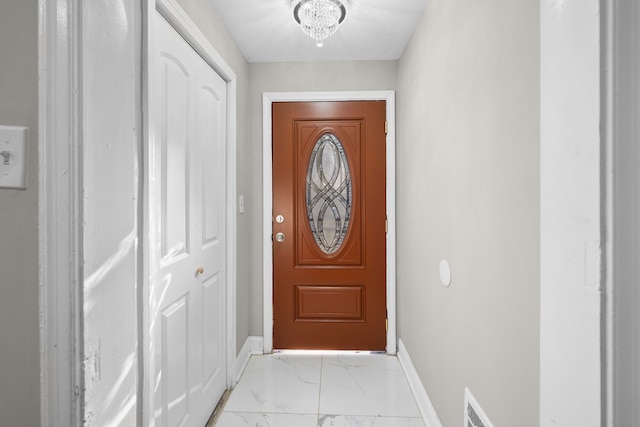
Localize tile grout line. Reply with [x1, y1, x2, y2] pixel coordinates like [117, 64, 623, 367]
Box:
[317, 354, 324, 426]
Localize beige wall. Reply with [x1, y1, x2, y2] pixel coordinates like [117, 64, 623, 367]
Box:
[247, 61, 397, 334]
[396, 0, 540, 426]
[0, 1, 40, 425]
[177, 0, 252, 353]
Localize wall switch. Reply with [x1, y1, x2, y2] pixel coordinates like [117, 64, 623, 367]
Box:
[0, 126, 28, 190]
[239, 195, 245, 214]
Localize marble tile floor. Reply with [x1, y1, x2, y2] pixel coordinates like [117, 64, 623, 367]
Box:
[214, 353, 425, 427]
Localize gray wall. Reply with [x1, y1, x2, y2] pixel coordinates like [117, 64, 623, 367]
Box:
[396, 0, 540, 426]
[0, 1, 40, 425]
[176, 0, 252, 354]
[247, 61, 398, 334]
[611, 0, 640, 424]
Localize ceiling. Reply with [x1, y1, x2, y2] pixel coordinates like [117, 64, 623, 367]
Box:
[209, 0, 428, 62]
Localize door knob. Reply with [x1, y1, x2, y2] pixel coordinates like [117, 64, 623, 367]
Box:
[275, 232, 285, 242]
[196, 267, 204, 275]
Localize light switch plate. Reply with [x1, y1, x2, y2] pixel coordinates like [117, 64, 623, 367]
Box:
[0, 126, 28, 190]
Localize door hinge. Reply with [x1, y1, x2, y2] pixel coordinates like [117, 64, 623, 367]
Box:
[384, 120, 388, 135]
[385, 217, 388, 233]
[386, 310, 389, 332]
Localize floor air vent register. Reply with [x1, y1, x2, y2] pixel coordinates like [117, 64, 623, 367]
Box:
[464, 387, 495, 427]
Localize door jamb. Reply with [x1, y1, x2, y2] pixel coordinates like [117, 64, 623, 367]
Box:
[142, 0, 238, 423]
[262, 91, 397, 354]
[39, 0, 84, 425]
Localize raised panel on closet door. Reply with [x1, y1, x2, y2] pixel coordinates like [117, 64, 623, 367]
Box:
[159, 53, 192, 264]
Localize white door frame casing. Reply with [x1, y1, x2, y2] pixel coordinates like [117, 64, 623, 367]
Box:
[39, 0, 84, 425]
[142, 0, 237, 424]
[262, 91, 397, 354]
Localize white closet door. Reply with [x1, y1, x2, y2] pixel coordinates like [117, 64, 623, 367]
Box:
[150, 11, 227, 427]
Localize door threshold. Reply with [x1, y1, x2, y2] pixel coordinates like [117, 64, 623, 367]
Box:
[273, 349, 387, 355]
[205, 388, 232, 427]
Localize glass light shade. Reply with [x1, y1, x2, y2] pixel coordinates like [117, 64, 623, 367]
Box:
[293, 0, 347, 47]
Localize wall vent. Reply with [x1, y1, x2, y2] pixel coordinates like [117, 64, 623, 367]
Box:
[464, 387, 495, 427]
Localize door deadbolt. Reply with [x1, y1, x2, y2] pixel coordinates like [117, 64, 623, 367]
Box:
[275, 232, 285, 242]
[275, 215, 284, 224]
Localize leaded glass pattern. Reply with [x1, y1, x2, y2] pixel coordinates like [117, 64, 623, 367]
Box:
[306, 133, 352, 254]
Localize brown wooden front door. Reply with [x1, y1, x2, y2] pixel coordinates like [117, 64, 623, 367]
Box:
[272, 101, 387, 350]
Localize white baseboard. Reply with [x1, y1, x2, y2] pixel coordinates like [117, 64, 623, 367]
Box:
[235, 336, 264, 382]
[397, 339, 443, 427]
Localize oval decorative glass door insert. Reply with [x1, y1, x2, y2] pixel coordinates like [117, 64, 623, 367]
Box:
[306, 133, 352, 254]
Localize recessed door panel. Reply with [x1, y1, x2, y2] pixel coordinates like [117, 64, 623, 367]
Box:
[160, 55, 191, 263]
[161, 296, 189, 427]
[199, 83, 223, 247]
[295, 122, 363, 266]
[295, 284, 364, 321]
[202, 274, 223, 386]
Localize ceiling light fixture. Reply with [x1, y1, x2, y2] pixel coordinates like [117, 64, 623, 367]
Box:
[293, 0, 347, 48]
